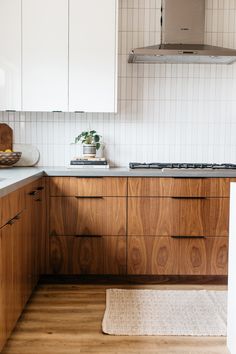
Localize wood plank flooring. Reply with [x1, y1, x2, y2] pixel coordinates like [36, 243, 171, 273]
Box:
[1, 283, 229, 354]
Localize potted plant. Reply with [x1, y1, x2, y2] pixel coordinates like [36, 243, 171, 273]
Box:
[75, 130, 101, 157]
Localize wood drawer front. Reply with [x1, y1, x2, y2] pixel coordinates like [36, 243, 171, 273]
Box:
[127, 236, 228, 276]
[128, 236, 178, 275]
[128, 198, 174, 236]
[50, 177, 127, 196]
[49, 236, 126, 275]
[128, 197, 229, 237]
[50, 197, 126, 236]
[178, 237, 228, 276]
[176, 198, 229, 237]
[0, 188, 25, 228]
[128, 178, 230, 197]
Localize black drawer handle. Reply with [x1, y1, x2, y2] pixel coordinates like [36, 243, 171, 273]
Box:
[74, 235, 102, 238]
[37, 186, 44, 191]
[171, 235, 206, 239]
[171, 196, 207, 200]
[28, 190, 38, 196]
[75, 177, 104, 179]
[75, 196, 103, 199]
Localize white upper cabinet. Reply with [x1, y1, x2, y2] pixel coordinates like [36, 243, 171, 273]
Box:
[22, 0, 68, 112]
[0, 0, 21, 111]
[69, 0, 118, 113]
[0, 0, 118, 113]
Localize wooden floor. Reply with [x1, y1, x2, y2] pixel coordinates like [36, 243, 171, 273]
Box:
[2, 283, 229, 354]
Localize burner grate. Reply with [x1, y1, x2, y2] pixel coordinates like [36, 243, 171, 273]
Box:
[129, 162, 236, 170]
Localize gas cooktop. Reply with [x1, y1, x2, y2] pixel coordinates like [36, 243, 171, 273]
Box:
[129, 162, 236, 170]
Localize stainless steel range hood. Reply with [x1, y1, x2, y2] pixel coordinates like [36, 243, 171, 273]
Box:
[128, 0, 236, 65]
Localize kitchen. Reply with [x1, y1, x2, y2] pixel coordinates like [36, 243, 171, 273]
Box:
[0, 0, 236, 353]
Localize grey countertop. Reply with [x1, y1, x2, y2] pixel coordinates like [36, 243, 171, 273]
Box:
[1, 166, 236, 197]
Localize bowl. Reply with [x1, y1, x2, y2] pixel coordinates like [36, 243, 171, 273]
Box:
[0, 152, 22, 167]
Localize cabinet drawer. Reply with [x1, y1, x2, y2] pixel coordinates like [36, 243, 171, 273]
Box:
[128, 178, 230, 197]
[50, 197, 126, 236]
[128, 236, 178, 275]
[128, 197, 229, 237]
[178, 237, 228, 276]
[0, 188, 25, 228]
[50, 235, 126, 275]
[127, 236, 228, 276]
[50, 177, 127, 197]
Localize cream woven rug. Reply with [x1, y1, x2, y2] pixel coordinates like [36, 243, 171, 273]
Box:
[102, 289, 227, 336]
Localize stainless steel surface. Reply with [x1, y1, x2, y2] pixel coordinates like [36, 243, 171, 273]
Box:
[128, 0, 236, 64]
[163, 0, 205, 44]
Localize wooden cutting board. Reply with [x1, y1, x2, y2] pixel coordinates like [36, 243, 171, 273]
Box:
[0, 124, 13, 151]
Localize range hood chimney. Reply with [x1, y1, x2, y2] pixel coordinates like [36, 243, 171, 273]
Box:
[128, 0, 236, 65]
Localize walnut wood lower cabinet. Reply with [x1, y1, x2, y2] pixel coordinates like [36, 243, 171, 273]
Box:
[128, 236, 228, 276]
[0, 178, 45, 352]
[49, 235, 126, 275]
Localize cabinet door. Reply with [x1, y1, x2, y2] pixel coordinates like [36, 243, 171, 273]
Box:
[22, 0, 68, 111]
[50, 235, 126, 275]
[176, 198, 229, 237]
[0, 0, 21, 111]
[50, 236, 103, 274]
[128, 198, 176, 236]
[69, 0, 118, 113]
[128, 236, 178, 275]
[178, 237, 228, 275]
[50, 197, 126, 236]
[0, 216, 24, 351]
[0, 223, 13, 351]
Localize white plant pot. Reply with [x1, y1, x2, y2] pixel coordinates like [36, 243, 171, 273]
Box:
[83, 144, 96, 157]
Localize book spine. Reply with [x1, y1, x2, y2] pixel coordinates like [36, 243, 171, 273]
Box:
[70, 161, 107, 166]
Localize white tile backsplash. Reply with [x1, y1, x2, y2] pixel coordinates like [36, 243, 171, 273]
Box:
[1, 0, 236, 166]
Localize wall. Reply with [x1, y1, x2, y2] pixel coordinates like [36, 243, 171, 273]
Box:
[1, 0, 236, 167]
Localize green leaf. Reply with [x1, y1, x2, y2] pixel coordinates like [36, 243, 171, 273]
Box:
[96, 143, 100, 150]
[94, 134, 100, 142]
[90, 130, 96, 135]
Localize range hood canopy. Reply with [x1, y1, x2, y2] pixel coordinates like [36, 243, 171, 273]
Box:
[128, 0, 236, 65]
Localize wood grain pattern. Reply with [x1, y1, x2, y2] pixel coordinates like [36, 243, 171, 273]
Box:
[128, 236, 228, 276]
[179, 237, 228, 276]
[0, 123, 13, 151]
[50, 177, 127, 196]
[0, 211, 28, 352]
[49, 236, 126, 275]
[103, 237, 126, 275]
[0, 188, 25, 228]
[128, 197, 175, 236]
[128, 236, 178, 275]
[177, 198, 229, 237]
[128, 177, 230, 197]
[50, 197, 126, 236]
[128, 197, 229, 237]
[1, 284, 229, 354]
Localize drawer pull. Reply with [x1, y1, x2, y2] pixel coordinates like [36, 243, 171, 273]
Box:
[75, 196, 103, 199]
[171, 197, 207, 200]
[28, 190, 38, 196]
[171, 235, 206, 239]
[75, 177, 104, 179]
[37, 186, 44, 191]
[74, 235, 102, 238]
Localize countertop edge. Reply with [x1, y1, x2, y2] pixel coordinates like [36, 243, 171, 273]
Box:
[1, 166, 236, 198]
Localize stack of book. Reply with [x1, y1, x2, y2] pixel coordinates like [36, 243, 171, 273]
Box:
[68, 157, 109, 169]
